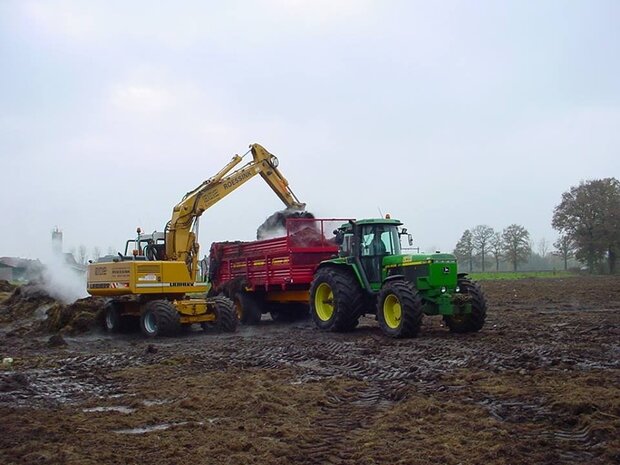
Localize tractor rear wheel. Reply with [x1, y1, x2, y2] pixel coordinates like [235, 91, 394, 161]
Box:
[210, 296, 238, 332]
[234, 292, 262, 325]
[310, 267, 363, 332]
[377, 281, 423, 338]
[140, 300, 180, 337]
[444, 277, 487, 333]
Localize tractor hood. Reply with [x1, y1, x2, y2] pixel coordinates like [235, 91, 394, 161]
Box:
[383, 252, 457, 267]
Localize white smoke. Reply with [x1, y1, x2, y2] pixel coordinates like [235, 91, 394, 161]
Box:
[39, 253, 88, 304]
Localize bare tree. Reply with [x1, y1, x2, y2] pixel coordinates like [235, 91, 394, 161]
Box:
[538, 238, 549, 258]
[471, 225, 495, 272]
[490, 232, 503, 271]
[553, 234, 576, 271]
[77, 245, 88, 265]
[92, 246, 101, 262]
[501, 224, 531, 272]
[454, 230, 474, 272]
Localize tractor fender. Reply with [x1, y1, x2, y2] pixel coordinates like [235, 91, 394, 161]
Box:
[315, 263, 365, 289]
[383, 274, 406, 284]
[457, 272, 469, 279]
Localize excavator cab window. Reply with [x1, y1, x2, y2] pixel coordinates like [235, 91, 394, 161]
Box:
[123, 238, 165, 260]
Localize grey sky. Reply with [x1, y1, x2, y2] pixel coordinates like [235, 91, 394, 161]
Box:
[1, 0, 619, 262]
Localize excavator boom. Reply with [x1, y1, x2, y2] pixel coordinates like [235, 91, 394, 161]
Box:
[165, 143, 305, 280]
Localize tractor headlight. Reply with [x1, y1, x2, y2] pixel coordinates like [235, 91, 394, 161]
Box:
[455, 286, 460, 293]
[440, 286, 446, 294]
[270, 155, 279, 168]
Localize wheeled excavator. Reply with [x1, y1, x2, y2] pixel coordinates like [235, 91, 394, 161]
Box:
[87, 143, 305, 337]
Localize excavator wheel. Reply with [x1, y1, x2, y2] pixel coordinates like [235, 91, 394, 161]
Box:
[444, 277, 487, 333]
[377, 281, 423, 338]
[210, 296, 238, 332]
[309, 267, 363, 332]
[234, 292, 262, 325]
[103, 301, 123, 332]
[140, 300, 181, 337]
[102, 301, 136, 333]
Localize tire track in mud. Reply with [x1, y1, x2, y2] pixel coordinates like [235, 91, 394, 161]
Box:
[0, 352, 140, 407]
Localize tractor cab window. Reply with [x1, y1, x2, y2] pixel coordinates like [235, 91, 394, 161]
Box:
[361, 225, 400, 257]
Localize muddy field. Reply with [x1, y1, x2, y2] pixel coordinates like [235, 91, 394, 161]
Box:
[0, 276, 619, 465]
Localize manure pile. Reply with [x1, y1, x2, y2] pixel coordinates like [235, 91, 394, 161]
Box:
[0, 283, 104, 335]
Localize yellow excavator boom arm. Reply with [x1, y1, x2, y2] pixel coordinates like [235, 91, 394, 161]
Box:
[165, 143, 305, 280]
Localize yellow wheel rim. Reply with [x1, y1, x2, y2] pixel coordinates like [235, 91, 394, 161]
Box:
[314, 282, 334, 321]
[383, 294, 402, 329]
[234, 299, 243, 320]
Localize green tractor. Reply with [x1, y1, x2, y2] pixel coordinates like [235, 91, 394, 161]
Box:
[309, 218, 487, 338]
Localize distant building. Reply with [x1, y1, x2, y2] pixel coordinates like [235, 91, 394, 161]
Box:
[52, 227, 63, 256]
[51, 227, 86, 274]
[0, 257, 42, 282]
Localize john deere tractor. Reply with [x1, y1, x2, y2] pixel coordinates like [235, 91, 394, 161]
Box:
[309, 218, 487, 338]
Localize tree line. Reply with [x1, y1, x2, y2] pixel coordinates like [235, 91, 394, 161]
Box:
[453, 177, 620, 274]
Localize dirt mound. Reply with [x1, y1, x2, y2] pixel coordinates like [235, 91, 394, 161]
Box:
[0, 280, 15, 293]
[0, 283, 104, 335]
[39, 297, 105, 335]
[0, 284, 56, 323]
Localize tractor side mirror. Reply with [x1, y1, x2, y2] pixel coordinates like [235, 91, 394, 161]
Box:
[408, 234, 413, 246]
[333, 229, 344, 245]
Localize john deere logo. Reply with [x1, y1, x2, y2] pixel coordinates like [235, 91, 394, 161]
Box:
[443, 266, 450, 274]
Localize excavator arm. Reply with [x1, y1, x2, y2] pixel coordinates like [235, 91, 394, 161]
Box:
[165, 143, 305, 280]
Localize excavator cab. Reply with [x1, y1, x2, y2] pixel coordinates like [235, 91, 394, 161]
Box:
[119, 230, 166, 261]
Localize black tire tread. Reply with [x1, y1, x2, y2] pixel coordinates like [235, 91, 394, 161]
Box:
[141, 300, 180, 337]
[444, 278, 487, 333]
[377, 280, 423, 338]
[103, 301, 122, 332]
[310, 267, 365, 332]
[210, 295, 237, 332]
[236, 292, 262, 325]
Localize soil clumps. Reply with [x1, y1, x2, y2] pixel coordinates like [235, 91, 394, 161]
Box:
[0, 283, 104, 335]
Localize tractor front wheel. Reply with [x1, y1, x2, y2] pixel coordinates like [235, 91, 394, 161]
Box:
[444, 277, 487, 333]
[310, 267, 363, 332]
[140, 300, 181, 337]
[377, 281, 423, 338]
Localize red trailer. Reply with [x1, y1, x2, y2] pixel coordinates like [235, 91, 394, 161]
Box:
[208, 218, 350, 323]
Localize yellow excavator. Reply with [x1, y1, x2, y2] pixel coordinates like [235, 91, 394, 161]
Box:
[87, 143, 305, 337]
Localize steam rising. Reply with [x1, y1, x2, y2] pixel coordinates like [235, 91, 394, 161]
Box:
[39, 253, 88, 304]
[257, 208, 315, 240]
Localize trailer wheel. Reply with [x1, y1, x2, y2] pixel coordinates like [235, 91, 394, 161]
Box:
[234, 292, 262, 325]
[210, 296, 238, 332]
[377, 281, 423, 338]
[444, 277, 487, 333]
[310, 267, 363, 332]
[140, 300, 180, 337]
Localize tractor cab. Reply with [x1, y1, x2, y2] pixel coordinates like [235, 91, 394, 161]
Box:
[335, 218, 411, 289]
